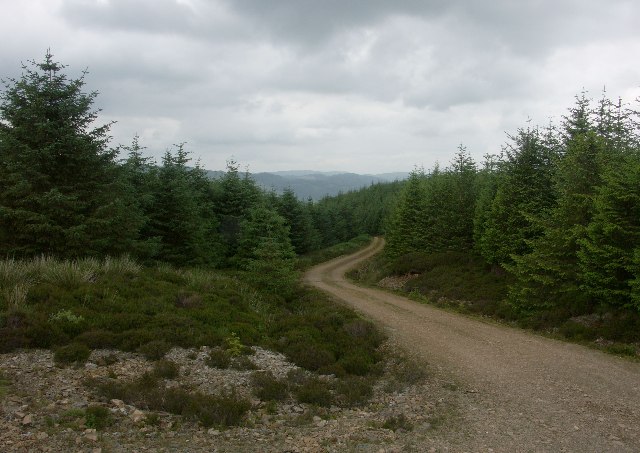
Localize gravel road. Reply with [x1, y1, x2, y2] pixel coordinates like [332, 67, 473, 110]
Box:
[304, 237, 640, 452]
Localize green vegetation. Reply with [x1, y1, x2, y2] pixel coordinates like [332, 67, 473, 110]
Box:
[84, 405, 114, 430]
[152, 359, 180, 379]
[359, 92, 640, 354]
[54, 342, 91, 366]
[251, 371, 289, 401]
[0, 372, 9, 399]
[89, 374, 251, 428]
[296, 234, 373, 270]
[382, 413, 413, 432]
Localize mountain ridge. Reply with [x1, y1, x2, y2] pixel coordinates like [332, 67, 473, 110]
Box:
[204, 170, 408, 200]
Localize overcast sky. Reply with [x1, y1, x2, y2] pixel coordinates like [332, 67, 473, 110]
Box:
[1, 0, 639, 173]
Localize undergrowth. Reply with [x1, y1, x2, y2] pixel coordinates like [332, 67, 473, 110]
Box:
[1, 241, 386, 375]
[88, 374, 251, 428]
[351, 250, 640, 357]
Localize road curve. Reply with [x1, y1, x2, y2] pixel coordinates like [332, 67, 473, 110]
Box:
[304, 237, 640, 452]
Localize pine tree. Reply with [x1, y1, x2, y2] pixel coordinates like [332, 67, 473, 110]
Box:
[508, 129, 605, 312]
[478, 128, 556, 267]
[212, 160, 262, 262]
[0, 51, 140, 258]
[385, 168, 428, 257]
[442, 145, 477, 251]
[276, 189, 319, 255]
[146, 144, 220, 266]
[236, 205, 295, 269]
[577, 150, 640, 310]
[473, 154, 501, 254]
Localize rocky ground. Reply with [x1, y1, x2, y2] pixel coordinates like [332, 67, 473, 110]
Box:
[0, 342, 460, 452]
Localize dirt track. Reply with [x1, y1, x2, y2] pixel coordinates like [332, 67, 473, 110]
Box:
[304, 237, 640, 452]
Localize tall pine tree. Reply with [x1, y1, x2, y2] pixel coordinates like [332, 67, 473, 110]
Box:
[0, 52, 140, 258]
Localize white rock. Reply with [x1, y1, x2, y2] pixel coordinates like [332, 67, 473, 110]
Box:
[85, 432, 98, 442]
[130, 409, 146, 423]
[110, 399, 125, 408]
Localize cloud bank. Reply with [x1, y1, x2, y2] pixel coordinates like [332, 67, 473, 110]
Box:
[1, 0, 639, 172]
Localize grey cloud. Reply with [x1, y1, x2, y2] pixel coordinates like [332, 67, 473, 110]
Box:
[2, 0, 639, 173]
[60, 0, 197, 34]
[223, 0, 446, 47]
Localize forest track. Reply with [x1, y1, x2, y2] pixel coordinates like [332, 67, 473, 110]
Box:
[304, 237, 640, 452]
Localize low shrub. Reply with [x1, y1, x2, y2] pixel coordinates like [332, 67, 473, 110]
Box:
[251, 371, 289, 401]
[90, 375, 250, 427]
[85, 405, 113, 430]
[138, 340, 172, 361]
[559, 321, 597, 342]
[206, 348, 231, 369]
[54, 342, 91, 365]
[334, 376, 373, 407]
[605, 343, 637, 357]
[339, 353, 374, 376]
[76, 330, 119, 349]
[294, 377, 333, 407]
[230, 355, 257, 371]
[174, 292, 202, 309]
[382, 413, 413, 432]
[152, 360, 180, 379]
[284, 344, 335, 372]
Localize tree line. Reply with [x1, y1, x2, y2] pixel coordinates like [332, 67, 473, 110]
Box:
[386, 93, 640, 315]
[0, 52, 391, 293]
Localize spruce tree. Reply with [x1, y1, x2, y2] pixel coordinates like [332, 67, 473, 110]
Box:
[0, 51, 140, 258]
[146, 145, 220, 266]
[577, 150, 640, 310]
[276, 188, 318, 255]
[385, 168, 428, 257]
[478, 128, 556, 267]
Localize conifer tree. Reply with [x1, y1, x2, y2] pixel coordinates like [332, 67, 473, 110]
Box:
[385, 168, 428, 257]
[236, 205, 295, 269]
[577, 150, 640, 310]
[212, 160, 262, 262]
[276, 189, 319, 255]
[146, 144, 220, 266]
[442, 145, 477, 251]
[508, 129, 605, 312]
[0, 51, 140, 257]
[478, 128, 556, 266]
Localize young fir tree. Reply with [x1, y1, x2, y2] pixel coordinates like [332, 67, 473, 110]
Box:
[577, 149, 640, 311]
[385, 167, 428, 257]
[442, 145, 477, 251]
[212, 160, 262, 262]
[119, 135, 161, 259]
[508, 95, 637, 313]
[276, 188, 319, 255]
[146, 144, 220, 266]
[477, 128, 557, 267]
[0, 51, 141, 258]
[473, 153, 501, 255]
[236, 204, 296, 280]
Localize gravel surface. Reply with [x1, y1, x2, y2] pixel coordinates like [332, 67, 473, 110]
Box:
[0, 331, 457, 452]
[304, 237, 640, 452]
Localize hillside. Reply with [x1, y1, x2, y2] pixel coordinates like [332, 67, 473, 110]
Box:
[205, 170, 408, 200]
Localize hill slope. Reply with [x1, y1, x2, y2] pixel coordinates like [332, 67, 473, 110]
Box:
[205, 170, 408, 200]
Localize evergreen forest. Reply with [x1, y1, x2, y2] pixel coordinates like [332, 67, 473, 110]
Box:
[1, 51, 638, 376]
[0, 53, 400, 424]
[376, 92, 640, 350]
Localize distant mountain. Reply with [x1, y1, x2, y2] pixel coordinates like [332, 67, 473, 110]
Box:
[204, 170, 408, 200]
